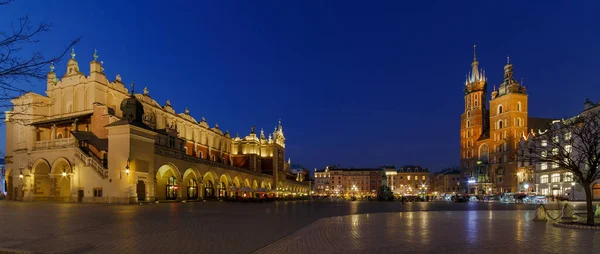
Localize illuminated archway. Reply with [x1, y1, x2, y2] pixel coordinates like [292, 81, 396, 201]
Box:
[31, 159, 52, 200]
[182, 168, 200, 200]
[219, 174, 230, 197]
[155, 163, 180, 200]
[50, 158, 72, 202]
[233, 176, 242, 188]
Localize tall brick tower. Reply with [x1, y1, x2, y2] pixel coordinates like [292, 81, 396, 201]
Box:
[488, 57, 528, 192]
[460, 45, 488, 172]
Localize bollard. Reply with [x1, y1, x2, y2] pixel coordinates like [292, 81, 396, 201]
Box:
[561, 203, 575, 220]
[534, 205, 547, 222]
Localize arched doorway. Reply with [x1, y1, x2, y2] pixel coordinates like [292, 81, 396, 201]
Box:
[166, 176, 178, 200]
[187, 178, 198, 200]
[136, 181, 146, 201]
[593, 183, 600, 200]
[204, 180, 215, 198]
[50, 158, 72, 202]
[155, 164, 180, 201]
[32, 160, 52, 200]
[218, 174, 230, 198]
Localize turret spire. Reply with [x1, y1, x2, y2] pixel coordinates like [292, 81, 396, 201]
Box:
[93, 49, 98, 61]
[70, 48, 76, 59]
[465, 44, 485, 88]
[130, 82, 135, 96]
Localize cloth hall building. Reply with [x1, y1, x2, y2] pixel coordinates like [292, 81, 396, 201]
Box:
[3, 49, 309, 203]
[459, 46, 552, 195]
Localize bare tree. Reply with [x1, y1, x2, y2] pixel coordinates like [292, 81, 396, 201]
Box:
[0, 0, 80, 121]
[522, 108, 600, 225]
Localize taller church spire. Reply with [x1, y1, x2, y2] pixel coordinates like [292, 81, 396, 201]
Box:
[464, 44, 487, 93]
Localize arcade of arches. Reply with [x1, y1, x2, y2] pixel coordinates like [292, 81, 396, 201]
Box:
[152, 163, 308, 201]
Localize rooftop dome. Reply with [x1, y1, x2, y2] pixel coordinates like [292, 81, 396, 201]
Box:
[120, 84, 144, 124]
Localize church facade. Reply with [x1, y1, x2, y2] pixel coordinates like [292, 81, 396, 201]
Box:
[459, 46, 552, 194]
[3, 49, 309, 203]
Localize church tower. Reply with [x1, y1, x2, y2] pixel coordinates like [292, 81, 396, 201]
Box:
[488, 57, 528, 192]
[460, 45, 488, 169]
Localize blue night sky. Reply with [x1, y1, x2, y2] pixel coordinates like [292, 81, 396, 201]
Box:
[0, 1, 596, 172]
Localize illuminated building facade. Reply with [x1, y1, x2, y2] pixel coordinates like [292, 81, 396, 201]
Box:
[3, 49, 309, 203]
[460, 45, 552, 194]
[395, 165, 429, 195]
[519, 101, 600, 200]
[314, 165, 429, 196]
[430, 168, 461, 195]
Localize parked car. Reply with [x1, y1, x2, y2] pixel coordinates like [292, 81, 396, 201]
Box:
[500, 193, 515, 203]
[469, 196, 480, 202]
[513, 193, 527, 203]
[455, 195, 469, 202]
[534, 196, 548, 204]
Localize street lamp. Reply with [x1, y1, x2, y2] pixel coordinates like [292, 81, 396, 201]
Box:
[19, 169, 23, 179]
[571, 182, 576, 201]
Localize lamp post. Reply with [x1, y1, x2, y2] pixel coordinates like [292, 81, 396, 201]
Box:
[571, 182, 575, 201]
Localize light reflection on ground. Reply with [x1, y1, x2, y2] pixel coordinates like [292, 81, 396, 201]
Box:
[0, 200, 597, 253]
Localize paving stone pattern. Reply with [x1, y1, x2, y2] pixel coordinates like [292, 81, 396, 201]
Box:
[0, 200, 592, 253]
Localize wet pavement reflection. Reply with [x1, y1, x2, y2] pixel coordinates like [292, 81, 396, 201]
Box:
[0, 200, 597, 254]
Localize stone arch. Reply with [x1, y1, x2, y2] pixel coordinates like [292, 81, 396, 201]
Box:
[260, 181, 267, 189]
[202, 170, 218, 198]
[31, 159, 52, 199]
[244, 178, 251, 188]
[218, 173, 231, 197]
[233, 176, 242, 188]
[50, 157, 73, 201]
[252, 180, 258, 190]
[155, 163, 181, 201]
[497, 104, 503, 115]
[182, 168, 200, 200]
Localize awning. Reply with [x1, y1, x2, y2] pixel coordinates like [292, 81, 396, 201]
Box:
[255, 188, 268, 193]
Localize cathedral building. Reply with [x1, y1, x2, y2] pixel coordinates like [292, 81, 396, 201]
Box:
[3, 49, 309, 203]
[460, 46, 552, 195]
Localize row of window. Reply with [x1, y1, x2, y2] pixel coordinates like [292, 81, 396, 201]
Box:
[539, 173, 573, 183]
[541, 133, 572, 147]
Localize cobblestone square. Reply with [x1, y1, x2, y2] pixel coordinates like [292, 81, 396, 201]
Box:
[0, 200, 597, 254]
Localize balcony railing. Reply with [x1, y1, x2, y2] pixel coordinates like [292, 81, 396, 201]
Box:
[34, 137, 76, 150]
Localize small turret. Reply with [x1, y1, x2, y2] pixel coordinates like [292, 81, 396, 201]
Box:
[90, 49, 103, 74]
[63, 48, 82, 77]
[47, 62, 58, 89]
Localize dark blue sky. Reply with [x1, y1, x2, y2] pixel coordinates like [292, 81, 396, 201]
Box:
[0, 1, 597, 172]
